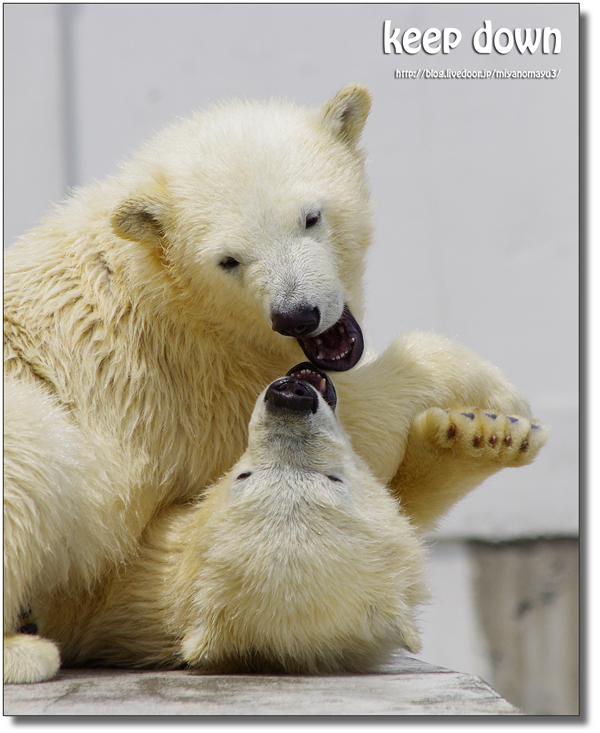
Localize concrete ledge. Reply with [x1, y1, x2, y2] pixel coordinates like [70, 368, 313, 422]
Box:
[4, 656, 521, 716]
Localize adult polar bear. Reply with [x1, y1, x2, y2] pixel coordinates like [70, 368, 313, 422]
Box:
[4, 84, 545, 683]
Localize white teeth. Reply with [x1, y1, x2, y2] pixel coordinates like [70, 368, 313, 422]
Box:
[350, 337, 355, 343]
[315, 338, 322, 345]
[319, 377, 326, 391]
[314, 347, 353, 362]
[338, 325, 345, 334]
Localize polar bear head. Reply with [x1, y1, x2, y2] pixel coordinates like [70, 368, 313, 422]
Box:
[111, 85, 373, 371]
[179, 364, 425, 674]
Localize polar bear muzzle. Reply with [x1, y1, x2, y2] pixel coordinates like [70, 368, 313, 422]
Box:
[297, 305, 364, 372]
[265, 377, 319, 414]
[270, 304, 321, 338]
[265, 364, 337, 414]
[285, 362, 337, 411]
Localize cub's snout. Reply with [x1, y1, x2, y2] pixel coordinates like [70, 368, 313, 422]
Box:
[264, 363, 338, 415]
[265, 377, 319, 414]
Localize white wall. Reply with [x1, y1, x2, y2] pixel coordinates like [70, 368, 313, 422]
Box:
[4, 4, 65, 242]
[4, 3, 579, 682]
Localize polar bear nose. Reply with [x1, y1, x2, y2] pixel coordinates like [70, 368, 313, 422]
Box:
[265, 377, 319, 414]
[271, 306, 320, 337]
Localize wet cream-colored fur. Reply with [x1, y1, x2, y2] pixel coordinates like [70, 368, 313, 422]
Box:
[32, 380, 425, 674]
[4, 84, 546, 682]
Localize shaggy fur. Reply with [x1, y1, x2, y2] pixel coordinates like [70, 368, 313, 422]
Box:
[4, 84, 546, 683]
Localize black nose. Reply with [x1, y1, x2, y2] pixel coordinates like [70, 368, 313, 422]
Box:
[265, 377, 319, 414]
[271, 306, 320, 337]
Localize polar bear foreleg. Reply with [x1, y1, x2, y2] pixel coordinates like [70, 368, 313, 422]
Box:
[3, 634, 61, 685]
[3, 378, 113, 682]
[389, 407, 548, 530]
[335, 331, 546, 528]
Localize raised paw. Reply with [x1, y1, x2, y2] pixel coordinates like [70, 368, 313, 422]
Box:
[416, 407, 548, 466]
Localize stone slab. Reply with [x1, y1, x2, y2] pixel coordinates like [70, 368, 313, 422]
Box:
[4, 655, 521, 716]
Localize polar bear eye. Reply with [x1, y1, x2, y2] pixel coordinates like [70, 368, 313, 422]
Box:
[220, 256, 240, 270]
[305, 211, 321, 229]
[236, 472, 252, 480]
[327, 475, 342, 483]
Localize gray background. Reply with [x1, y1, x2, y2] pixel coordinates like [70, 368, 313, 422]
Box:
[4, 3, 578, 696]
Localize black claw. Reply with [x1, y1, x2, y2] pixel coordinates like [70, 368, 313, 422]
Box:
[485, 413, 497, 420]
[531, 424, 539, 430]
[508, 416, 518, 423]
[462, 412, 475, 420]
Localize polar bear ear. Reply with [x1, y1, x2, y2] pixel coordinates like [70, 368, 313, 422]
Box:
[320, 83, 372, 148]
[111, 178, 170, 245]
[111, 199, 164, 244]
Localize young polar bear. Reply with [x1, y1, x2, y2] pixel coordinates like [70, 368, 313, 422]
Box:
[19, 365, 425, 674]
[4, 83, 547, 682]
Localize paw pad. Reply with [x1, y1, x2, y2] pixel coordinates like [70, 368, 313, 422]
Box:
[422, 407, 548, 466]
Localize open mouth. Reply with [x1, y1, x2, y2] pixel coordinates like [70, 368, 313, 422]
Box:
[297, 306, 364, 372]
[286, 362, 337, 411]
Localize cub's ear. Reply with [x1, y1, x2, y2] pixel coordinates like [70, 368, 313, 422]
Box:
[320, 83, 372, 148]
[111, 178, 170, 244]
